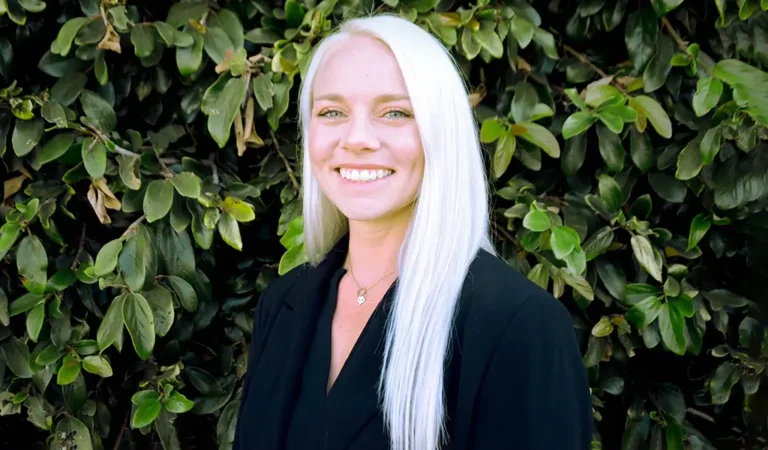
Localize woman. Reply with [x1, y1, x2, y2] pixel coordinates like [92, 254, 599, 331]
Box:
[233, 14, 592, 450]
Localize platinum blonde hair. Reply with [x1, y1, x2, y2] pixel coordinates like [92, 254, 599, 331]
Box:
[298, 13, 494, 450]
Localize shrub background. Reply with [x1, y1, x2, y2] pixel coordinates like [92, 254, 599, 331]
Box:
[1, 0, 767, 449]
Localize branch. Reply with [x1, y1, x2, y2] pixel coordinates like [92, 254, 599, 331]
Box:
[561, 44, 627, 95]
[120, 214, 146, 239]
[661, 17, 688, 53]
[111, 409, 130, 450]
[69, 225, 87, 270]
[270, 130, 300, 192]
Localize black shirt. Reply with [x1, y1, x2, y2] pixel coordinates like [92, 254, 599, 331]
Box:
[233, 234, 593, 450]
[285, 267, 397, 449]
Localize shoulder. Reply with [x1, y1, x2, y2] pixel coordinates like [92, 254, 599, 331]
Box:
[253, 262, 313, 317]
[457, 249, 575, 346]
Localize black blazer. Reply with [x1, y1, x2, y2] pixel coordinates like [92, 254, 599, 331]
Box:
[233, 235, 593, 449]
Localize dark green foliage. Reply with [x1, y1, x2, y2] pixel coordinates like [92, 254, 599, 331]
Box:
[1, 0, 767, 449]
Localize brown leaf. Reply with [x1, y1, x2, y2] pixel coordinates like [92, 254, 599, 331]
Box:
[88, 183, 111, 224]
[515, 57, 532, 73]
[468, 85, 486, 107]
[244, 97, 254, 141]
[94, 178, 121, 210]
[234, 109, 246, 157]
[4, 175, 26, 200]
[97, 24, 122, 54]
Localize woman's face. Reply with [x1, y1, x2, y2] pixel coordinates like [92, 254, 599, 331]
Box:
[308, 35, 425, 225]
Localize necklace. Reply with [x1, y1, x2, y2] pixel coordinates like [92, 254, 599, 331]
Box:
[346, 257, 397, 306]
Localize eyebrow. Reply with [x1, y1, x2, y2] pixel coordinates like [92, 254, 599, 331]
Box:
[312, 93, 411, 103]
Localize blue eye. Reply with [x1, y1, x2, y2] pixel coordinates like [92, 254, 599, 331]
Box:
[319, 109, 343, 118]
[385, 109, 410, 119]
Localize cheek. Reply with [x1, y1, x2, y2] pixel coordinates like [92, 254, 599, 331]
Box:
[308, 123, 335, 165]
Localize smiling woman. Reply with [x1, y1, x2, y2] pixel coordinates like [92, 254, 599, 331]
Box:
[233, 13, 592, 450]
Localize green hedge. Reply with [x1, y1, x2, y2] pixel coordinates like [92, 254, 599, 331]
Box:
[1, 0, 767, 448]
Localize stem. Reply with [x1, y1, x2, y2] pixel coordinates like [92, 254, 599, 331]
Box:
[120, 214, 146, 239]
[270, 129, 301, 192]
[204, 153, 220, 185]
[99, 4, 110, 27]
[561, 44, 627, 95]
[661, 17, 687, 53]
[69, 225, 87, 270]
[111, 409, 130, 450]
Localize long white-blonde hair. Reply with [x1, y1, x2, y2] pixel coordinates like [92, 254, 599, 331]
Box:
[298, 13, 494, 450]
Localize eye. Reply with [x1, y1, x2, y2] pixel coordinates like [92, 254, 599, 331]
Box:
[384, 108, 412, 119]
[318, 109, 344, 118]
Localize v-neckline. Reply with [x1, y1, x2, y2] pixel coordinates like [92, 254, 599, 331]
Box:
[322, 268, 396, 399]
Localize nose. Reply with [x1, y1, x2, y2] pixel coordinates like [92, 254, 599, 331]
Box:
[340, 113, 380, 152]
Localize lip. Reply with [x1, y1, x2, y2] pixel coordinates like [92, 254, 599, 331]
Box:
[335, 168, 394, 186]
[334, 163, 394, 171]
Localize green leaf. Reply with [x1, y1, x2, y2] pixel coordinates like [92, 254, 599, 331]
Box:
[1, 337, 33, 378]
[122, 292, 155, 360]
[218, 196, 254, 223]
[81, 355, 113, 377]
[252, 73, 274, 110]
[218, 212, 242, 251]
[675, 135, 703, 181]
[55, 417, 92, 450]
[624, 283, 658, 305]
[709, 362, 741, 404]
[80, 90, 116, 133]
[550, 226, 581, 259]
[562, 111, 595, 139]
[17, 235, 48, 294]
[268, 76, 293, 131]
[9, 292, 45, 316]
[596, 124, 625, 172]
[596, 258, 627, 300]
[480, 118, 505, 143]
[598, 174, 624, 212]
[492, 131, 516, 178]
[26, 303, 45, 342]
[631, 235, 663, 282]
[0, 287, 8, 326]
[629, 128, 653, 173]
[651, 0, 684, 16]
[510, 15, 534, 48]
[203, 26, 235, 65]
[473, 26, 503, 58]
[669, 294, 694, 318]
[626, 295, 663, 328]
[517, 122, 560, 157]
[74, 340, 99, 356]
[692, 77, 723, 117]
[208, 77, 247, 148]
[561, 132, 587, 176]
[51, 72, 87, 106]
[39, 132, 76, 166]
[630, 95, 672, 138]
[81, 137, 107, 179]
[132, 397, 162, 429]
[94, 239, 122, 277]
[511, 81, 537, 124]
[523, 209, 551, 232]
[532, 28, 558, 59]
[244, 28, 281, 45]
[625, 9, 658, 71]
[648, 171, 687, 203]
[176, 27, 204, 77]
[602, 0, 628, 31]
[561, 270, 594, 301]
[713, 59, 768, 125]
[97, 294, 124, 352]
[166, 275, 198, 312]
[143, 285, 174, 337]
[119, 231, 147, 292]
[132, 390, 159, 406]
[12, 117, 44, 157]
[585, 84, 622, 108]
[171, 172, 201, 198]
[216, 9, 244, 50]
[597, 109, 626, 134]
[629, 194, 653, 219]
[643, 36, 674, 93]
[527, 263, 549, 290]
[658, 301, 686, 355]
[166, 1, 208, 28]
[583, 226, 614, 261]
[592, 317, 614, 337]
[687, 214, 711, 251]
[57, 355, 82, 385]
[164, 391, 195, 414]
[699, 126, 722, 165]
[131, 25, 155, 58]
[117, 154, 141, 190]
[144, 179, 174, 223]
[51, 17, 89, 56]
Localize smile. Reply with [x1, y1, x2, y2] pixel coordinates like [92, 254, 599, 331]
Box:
[337, 168, 394, 182]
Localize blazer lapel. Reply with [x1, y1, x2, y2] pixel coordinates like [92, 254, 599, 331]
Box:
[248, 234, 350, 449]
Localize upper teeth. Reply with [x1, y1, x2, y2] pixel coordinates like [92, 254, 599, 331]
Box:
[340, 168, 393, 181]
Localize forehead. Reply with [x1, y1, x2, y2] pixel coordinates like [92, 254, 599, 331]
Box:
[312, 35, 409, 99]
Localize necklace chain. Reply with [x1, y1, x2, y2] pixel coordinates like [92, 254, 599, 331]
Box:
[345, 256, 396, 306]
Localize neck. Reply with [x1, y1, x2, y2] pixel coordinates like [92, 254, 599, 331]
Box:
[346, 213, 410, 284]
